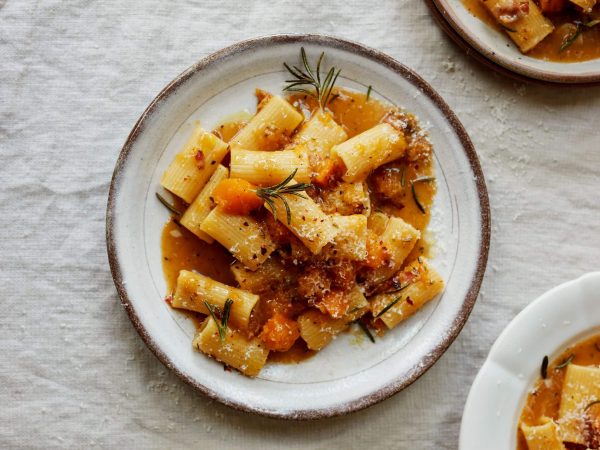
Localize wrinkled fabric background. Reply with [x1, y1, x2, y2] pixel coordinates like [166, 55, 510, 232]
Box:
[1, 0, 599, 448]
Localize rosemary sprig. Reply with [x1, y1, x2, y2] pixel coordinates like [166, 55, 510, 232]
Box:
[499, 23, 517, 33]
[411, 176, 436, 214]
[558, 19, 599, 52]
[560, 23, 583, 52]
[255, 169, 311, 224]
[156, 192, 183, 216]
[375, 296, 403, 318]
[382, 281, 411, 296]
[203, 298, 234, 342]
[585, 19, 600, 28]
[366, 85, 372, 101]
[541, 355, 549, 379]
[283, 47, 341, 109]
[555, 353, 574, 369]
[585, 400, 600, 411]
[356, 321, 375, 343]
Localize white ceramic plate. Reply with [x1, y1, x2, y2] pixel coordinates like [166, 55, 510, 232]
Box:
[106, 35, 490, 418]
[432, 0, 600, 84]
[460, 272, 600, 449]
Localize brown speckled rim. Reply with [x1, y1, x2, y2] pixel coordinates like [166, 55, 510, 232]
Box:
[427, 0, 600, 85]
[106, 34, 491, 420]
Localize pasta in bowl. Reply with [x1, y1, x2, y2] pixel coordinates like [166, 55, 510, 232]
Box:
[107, 35, 489, 417]
[460, 273, 600, 449]
[156, 54, 445, 376]
[518, 335, 600, 449]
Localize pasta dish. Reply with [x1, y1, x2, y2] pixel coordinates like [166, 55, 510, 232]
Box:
[156, 49, 445, 377]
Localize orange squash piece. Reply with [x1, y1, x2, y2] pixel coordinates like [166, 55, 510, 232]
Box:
[212, 178, 263, 215]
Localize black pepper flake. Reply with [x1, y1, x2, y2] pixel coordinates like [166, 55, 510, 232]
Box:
[260, 247, 267, 255]
[243, 221, 249, 226]
[406, 297, 414, 306]
[211, 160, 216, 165]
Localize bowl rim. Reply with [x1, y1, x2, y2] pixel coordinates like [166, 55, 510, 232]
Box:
[459, 272, 600, 449]
[105, 33, 491, 419]
[430, 0, 600, 85]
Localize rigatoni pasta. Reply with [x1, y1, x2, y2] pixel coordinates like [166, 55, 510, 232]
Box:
[229, 95, 303, 150]
[172, 270, 258, 330]
[158, 49, 443, 377]
[180, 164, 229, 243]
[230, 148, 310, 184]
[160, 126, 229, 203]
[262, 179, 337, 255]
[368, 217, 420, 284]
[293, 109, 348, 150]
[331, 123, 407, 182]
[193, 318, 269, 377]
[370, 258, 445, 329]
[199, 207, 276, 270]
[520, 419, 565, 450]
[481, 0, 553, 53]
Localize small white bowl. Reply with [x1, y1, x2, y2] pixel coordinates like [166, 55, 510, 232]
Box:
[431, 0, 600, 84]
[460, 272, 600, 449]
[107, 35, 490, 418]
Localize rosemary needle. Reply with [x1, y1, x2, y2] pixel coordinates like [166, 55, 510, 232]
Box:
[156, 192, 183, 216]
[283, 47, 341, 109]
[203, 299, 233, 342]
[375, 296, 403, 318]
[357, 321, 375, 343]
[255, 169, 311, 224]
[411, 176, 435, 214]
[555, 354, 574, 369]
[585, 400, 600, 411]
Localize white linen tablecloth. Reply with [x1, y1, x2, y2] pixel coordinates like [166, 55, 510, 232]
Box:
[1, 0, 599, 448]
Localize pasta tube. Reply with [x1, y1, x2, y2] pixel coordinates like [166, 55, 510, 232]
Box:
[180, 164, 229, 243]
[160, 126, 229, 203]
[199, 207, 276, 270]
[230, 258, 293, 294]
[369, 217, 420, 284]
[293, 110, 348, 150]
[521, 419, 565, 450]
[331, 214, 368, 261]
[297, 309, 348, 351]
[558, 364, 600, 444]
[481, 0, 554, 53]
[345, 285, 370, 322]
[331, 123, 406, 182]
[229, 148, 310, 184]
[370, 259, 444, 329]
[172, 270, 259, 330]
[230, 95, 303, 150]
[193, 317, 269, 377]
[263, 179, 337, 254]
